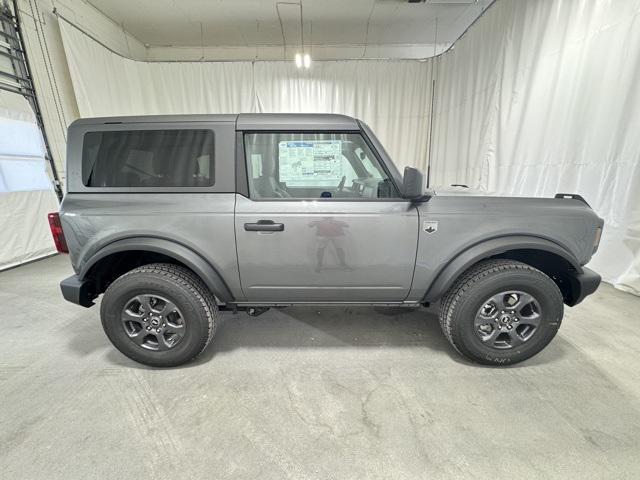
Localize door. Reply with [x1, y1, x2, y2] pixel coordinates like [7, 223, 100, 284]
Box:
[234, 131, 419, 303]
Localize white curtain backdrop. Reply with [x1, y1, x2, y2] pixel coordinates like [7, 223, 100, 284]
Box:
[0, 91, 58, 270]
[59, 20, 433, 173]
[252, 62, 432, 172]
[431, 0, 640, 294]
[57, 0, 640, 293]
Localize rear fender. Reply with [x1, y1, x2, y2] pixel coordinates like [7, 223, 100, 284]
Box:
[80, 237, 234, 303]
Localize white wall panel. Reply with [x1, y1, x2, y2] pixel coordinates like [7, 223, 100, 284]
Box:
[59, 21, 433, 173]
[0, 91, 58, 269]
[430, 0, 640, 293]
[16, 0, 147, 183]
[253, 61, 432, 172]
[59, 21, 255, 116]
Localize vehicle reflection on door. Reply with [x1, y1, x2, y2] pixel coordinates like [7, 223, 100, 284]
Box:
[308, 217, 352, 272]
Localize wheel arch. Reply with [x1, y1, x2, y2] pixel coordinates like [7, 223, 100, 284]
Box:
[80, 237, 234, 303]
[423, 236, 582, 304]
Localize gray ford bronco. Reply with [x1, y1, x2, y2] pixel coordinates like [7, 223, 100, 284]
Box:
[50, 113, 603, 367]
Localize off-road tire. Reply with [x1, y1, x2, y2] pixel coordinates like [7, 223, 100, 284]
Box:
[439, 259, 563, 366]
[100, 263, 218, 367]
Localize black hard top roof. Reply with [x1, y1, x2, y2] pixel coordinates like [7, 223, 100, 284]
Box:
[70, 113, 360, 131]
[236, 113, 359, 130]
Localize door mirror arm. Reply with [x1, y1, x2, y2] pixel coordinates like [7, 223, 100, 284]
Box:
[409, 190, 435, 204]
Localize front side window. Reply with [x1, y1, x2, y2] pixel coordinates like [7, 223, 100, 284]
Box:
[244, 132, 398, 199]
[82, 129, 214, 187]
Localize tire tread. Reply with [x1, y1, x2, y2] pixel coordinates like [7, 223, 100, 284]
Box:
[102, 263, 218, 362]
[438, 259, 562, 364]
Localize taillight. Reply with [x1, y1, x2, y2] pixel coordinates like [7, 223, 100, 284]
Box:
[47, 212, 68, 253]
[593, 226, 603, 253]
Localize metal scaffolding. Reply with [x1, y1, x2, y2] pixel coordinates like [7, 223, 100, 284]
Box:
[0, 0, 63, 200]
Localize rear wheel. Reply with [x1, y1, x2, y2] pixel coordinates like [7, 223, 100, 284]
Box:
[439, 259, 563, 365]
[100, 263, 218, 367]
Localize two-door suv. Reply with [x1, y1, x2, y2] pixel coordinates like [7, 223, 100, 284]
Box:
[50, 114, 603, 367]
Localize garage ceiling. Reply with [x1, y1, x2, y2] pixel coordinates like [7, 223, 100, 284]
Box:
[86, 0, 493, 60]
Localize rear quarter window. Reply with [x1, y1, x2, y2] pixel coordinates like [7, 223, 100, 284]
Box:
[82, 129, 214, 187]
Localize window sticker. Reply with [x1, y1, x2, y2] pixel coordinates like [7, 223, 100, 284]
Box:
[278, 140, 344, 187]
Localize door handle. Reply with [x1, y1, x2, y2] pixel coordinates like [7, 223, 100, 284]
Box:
[244, 220, 285, 232]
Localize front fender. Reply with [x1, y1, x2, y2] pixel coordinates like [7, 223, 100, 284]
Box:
[422, 235, 582, 302]
[80, 237, 235, 303]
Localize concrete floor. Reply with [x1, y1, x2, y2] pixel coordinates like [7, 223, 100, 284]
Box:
[1, 255, 640, 479]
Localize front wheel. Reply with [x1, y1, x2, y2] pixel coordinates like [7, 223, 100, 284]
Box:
[100, 263, 218, 367]
[439, 259, 563, 366]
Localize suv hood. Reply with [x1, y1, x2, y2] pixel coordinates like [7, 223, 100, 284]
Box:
[417, 194, 604, 267]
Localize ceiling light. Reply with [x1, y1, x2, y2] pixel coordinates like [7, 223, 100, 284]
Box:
[295, 53, 303, 68]
[303, 53, 311, 69]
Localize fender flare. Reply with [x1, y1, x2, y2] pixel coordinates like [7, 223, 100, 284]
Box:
[422, 235, 582, 302]
[79, 237, 235, 303]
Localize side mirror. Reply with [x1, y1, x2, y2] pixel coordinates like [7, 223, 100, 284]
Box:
[402, 166, 426, 199]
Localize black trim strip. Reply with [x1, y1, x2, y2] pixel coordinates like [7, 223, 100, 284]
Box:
[235, 131, 249, 197]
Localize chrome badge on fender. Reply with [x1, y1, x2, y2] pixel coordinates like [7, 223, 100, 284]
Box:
[423, 221, 438, 234]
